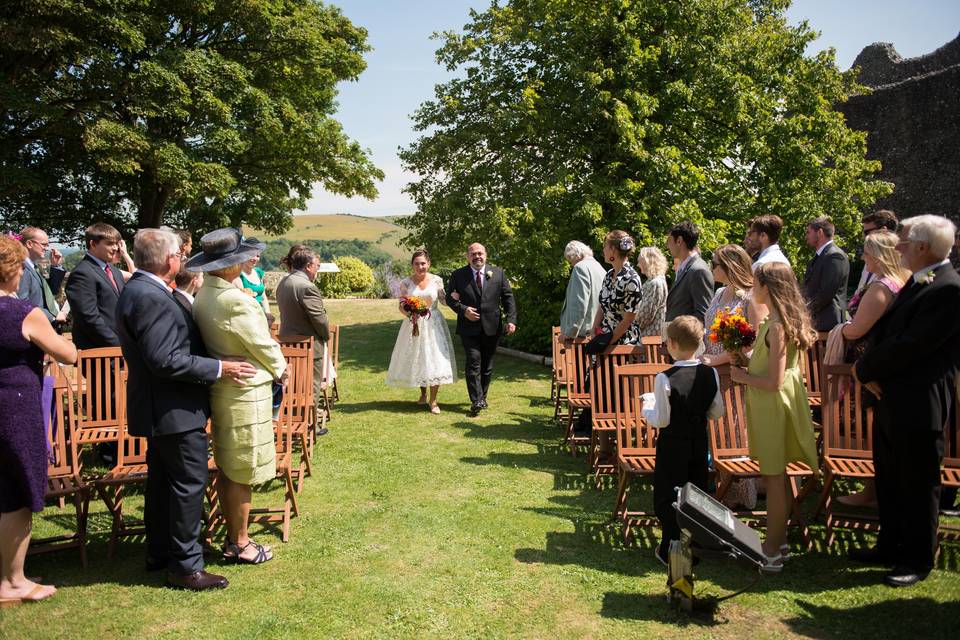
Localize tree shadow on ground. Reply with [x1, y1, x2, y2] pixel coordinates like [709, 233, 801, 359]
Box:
[782, 597, 960, 640]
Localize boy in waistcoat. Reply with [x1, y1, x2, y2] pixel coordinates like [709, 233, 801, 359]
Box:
[643, 315, 724, 565]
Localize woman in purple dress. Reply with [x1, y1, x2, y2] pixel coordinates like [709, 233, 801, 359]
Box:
[0, 235, 77, 606]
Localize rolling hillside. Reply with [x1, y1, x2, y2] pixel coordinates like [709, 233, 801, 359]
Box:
[244, 213, 410, 260]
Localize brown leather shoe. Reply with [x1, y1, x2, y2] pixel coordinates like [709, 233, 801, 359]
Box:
[166, 570, 228, 591]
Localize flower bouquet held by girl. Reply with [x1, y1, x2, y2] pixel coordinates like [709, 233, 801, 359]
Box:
[400, 295, 431, 336]
[709, 307, 757, 367]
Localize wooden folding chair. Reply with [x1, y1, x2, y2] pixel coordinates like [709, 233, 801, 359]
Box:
[278, 338, 316, 489]
[588, 345, 647, 486]
[73, 347, 125, 447]
[29, 379, 90, 567]
[94, 371, 150, 558]
[329, 324, 341, 403]
[640, 335, 669, 364]
[611, 362, 671, 540]
[811, 364, 878, 547]
[708, 366, 815, 547]
[561, 337, 591, 454]
[551, 327, 569, 420]
[939, 387, 960, 541]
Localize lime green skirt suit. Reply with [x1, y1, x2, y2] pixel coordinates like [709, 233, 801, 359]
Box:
[193, 275, 286, 485]
[744, 318, 819, 476]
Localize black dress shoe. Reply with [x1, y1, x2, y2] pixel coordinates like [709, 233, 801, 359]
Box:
[478, 399, 488, 409]
[848, 546, 895, 566]
[145, 556, 167, 572]
[469, 403, 481, 415]
[166, 570, 229, 591]
[316, 427, 329, 437]
[884, 567, 929, 588]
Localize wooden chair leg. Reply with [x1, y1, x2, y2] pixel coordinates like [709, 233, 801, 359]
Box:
[286, 469, 301, 518]
[788, 476, 811, 549]
[714, 473, 734, 502]
[613, 469, 630, 521]
[74, 489, 89, 569]
[813, 470, 835, 520]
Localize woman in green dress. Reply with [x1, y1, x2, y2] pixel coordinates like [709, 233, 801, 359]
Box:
[730, 262, 819, 571]
[238, 242, 270, 316]
[188, 229, 288, 564]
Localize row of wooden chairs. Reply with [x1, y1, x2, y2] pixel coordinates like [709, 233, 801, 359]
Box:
[30, 327, 340, 564]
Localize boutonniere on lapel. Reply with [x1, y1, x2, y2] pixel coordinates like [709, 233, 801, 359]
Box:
[485, 270, 493, 280]
[916, 271, 936, 285]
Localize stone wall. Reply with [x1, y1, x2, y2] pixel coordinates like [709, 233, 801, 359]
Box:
[838, 34, 960, 222]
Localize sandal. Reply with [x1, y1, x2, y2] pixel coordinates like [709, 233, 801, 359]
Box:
[0, 584, 56, 607]
[759, 550, 784, 574]
[779, 544, 791, 562]
[223, 538, 272, 558]
[429, 403, 441, 414]
[223, 540, 273, 565]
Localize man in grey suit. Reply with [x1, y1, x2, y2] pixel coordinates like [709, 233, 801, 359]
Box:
[559, 241, 606, 341]
[15, 226, 67, 327]
[803, 216, 850, 331]
[275, 246, 330, 435]
[665, 221, 714, 323]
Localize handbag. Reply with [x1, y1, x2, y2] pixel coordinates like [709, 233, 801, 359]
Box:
[583, 331, 613, 355]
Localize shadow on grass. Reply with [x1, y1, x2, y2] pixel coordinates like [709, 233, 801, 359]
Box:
[782, 597, 960, 640]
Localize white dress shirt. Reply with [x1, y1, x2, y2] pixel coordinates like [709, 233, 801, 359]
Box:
[641, 360, 724, 428]
[752, 244, 791, 271]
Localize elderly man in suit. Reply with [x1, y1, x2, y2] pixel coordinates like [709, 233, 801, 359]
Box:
[446, 242, 517, 415]
[65, 222, 125, 350]
[852, 215, 960, 587]
[803, 216, 850, 331]
[275, 246, 331, 435]
[665, 221, 714, 324]
[559, 240, 606, 341]
[15, 226, 67, 327]
[116, 228, 256, 590]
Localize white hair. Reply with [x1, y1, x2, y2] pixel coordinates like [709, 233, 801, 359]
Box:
[134, 228, 180, 272]
[564, 240, 593, 263]
[904, 215, 956, 260]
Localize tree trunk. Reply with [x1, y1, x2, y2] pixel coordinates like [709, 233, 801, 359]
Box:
[138, 165, 170, 229]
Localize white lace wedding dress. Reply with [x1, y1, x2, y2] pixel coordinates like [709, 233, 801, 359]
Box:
[386, 275, 457, 387]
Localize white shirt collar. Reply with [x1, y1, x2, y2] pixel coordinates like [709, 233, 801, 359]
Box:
[758, 244, 781, 259]
[472, 264, 486, 275]
[24, 257, 36, 270]
[912, 259, 952, 283]
[136, 269, 172, 291]
[177, 290, 195, 304]
[816, 240, 834, 256]
[86, 253, 108, 270]
[673, 359, 700, 367]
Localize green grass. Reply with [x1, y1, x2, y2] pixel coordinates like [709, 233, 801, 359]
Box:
[244, 214, 409, 260]
[5, 299, 960, 639]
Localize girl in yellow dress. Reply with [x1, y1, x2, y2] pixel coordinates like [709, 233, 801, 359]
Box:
[730, 262, 819, 570]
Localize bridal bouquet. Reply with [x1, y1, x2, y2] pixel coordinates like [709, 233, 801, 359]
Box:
[709, 307, 757, 366]
[400, 296, 431, 336]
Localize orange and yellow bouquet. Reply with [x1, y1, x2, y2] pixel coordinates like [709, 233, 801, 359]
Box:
[709, 307, 757, 366]
[400, 296, 431, 336]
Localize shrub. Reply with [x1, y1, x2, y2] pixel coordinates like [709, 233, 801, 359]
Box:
[318, 255, 374, 298]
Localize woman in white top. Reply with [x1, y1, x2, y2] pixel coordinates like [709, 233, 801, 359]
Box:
[386, 250, 457, 413]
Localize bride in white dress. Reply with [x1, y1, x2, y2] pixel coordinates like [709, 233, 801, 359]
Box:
[386, 251, 457, 413]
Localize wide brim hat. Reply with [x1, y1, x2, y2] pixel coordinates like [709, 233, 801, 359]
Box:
[241, 236, 266, 252]
[185, 228, 261, 272]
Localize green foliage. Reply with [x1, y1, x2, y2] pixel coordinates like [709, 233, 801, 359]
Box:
[258, 238, 392, 271]
[0, 0, 383, 241]
[400, 0, 892, 352]
[318, 255, 375, 298]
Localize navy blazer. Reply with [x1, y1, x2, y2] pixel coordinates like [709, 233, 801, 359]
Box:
[64, 255, 124, 349]
[856, 264, 960, 433]
[446, 264, 517, 337]
[115, 272, 220, 438]
[16, 262, 66, 322]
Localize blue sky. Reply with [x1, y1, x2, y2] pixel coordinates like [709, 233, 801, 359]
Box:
[305, 0, 960, 217]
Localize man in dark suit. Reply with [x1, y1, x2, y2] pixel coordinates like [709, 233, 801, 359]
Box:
[803, 216, 850, 331]
[852, 215, 960, 587]
[446, 242, 517, 415]
[172, 264, 203, 314]
[65, 222, 125, 350]
[15, 226, 67, 326]
[117, 228, 255, 591]
[665, 221, 714, 324]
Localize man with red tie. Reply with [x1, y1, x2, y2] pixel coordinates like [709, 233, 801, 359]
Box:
[446, 242, 517, 415]
[65, 222, 125, 350]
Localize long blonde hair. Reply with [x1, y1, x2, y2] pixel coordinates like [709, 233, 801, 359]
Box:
[754, 262, 817, 350]
[863, 230, 909, 287]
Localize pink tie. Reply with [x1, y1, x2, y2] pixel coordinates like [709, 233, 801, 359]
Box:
[104, 265, 119, 292]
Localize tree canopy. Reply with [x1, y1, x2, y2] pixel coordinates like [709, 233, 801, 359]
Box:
[401, 0, 891, 287]
[0, 0, 383, 240]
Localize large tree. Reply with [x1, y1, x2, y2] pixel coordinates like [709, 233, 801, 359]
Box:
[0, 0, 382, 239]
[401, 0, 890, 350]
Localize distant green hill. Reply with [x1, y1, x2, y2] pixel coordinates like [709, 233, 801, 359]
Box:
[244, 213, 410, 262]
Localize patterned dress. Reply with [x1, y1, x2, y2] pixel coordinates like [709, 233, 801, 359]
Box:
[598, 263, 643, 345]
[634, 275, 667, 337]
[0, 297, 47, 513]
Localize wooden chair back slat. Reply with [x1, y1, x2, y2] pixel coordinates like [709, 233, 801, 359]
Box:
[709, 365, 751, 459]
[279, 340, 314, 425]
[563, 338, 591, 398]
[75, 347, 125, 435]
[589, 346, 646, 418]
[551, 327, 568, 383]
[640, 336, 669, 364]
[821, 364, 873, 459]
[613, 363, 671, 452]
[46, 379, 76, 477]
[115, 370, 147, 466]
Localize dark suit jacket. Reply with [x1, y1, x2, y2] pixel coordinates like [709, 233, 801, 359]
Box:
[665, 254, 714, 323]
[856, 264, 960, 433]
[16, 261, 66, 322]
[446, 264, 517, 337]
[115, 272, 220, 438]
[803, 242, 850, 331]
[173, 289, 193, 314]
[65, 255, 124, 349]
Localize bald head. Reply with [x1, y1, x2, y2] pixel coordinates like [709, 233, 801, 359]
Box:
[466, 243, 487, 270]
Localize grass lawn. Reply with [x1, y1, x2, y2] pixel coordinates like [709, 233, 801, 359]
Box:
[4, 299, 959, 639]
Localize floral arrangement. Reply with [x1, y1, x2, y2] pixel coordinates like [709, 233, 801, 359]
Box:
[400, 295, 431, 336]
[709, 307, 757, 366]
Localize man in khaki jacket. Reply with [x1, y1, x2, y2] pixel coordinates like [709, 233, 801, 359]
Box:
[275, 247, 330, 434]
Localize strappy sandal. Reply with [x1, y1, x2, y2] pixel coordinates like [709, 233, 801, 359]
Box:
[760, 550, 784, 574]
[0, 584, 55, 607]
[223, 540, 273, 565]
[223, 538, 272, 559]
